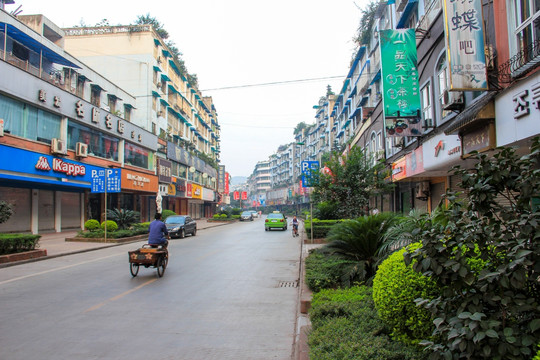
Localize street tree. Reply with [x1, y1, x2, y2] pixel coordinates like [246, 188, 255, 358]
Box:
[312, 146, 393, 219]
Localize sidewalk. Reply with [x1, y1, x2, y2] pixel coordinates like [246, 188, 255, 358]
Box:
[1, 218, 231, 267]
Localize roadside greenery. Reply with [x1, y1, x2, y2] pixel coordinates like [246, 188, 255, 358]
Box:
[106, 208, 140, 229]
[312, 146, 393, 219]
[308, 286, 426, 359]
[0, 234, 41, 255]
[0, 201, 13, 224]
[405, 138, 540, 359]
[306, 139, 540, 359]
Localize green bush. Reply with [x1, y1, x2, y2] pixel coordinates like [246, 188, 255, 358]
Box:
[305, 248, 360, 292]
[213, 214, 220, 219]
[0, 234, 41, 255]
[84, 219, 100, 232]
[220, 214, 228, 219]
[231, 208, 242, 216]
[231, 215, 240, 219]
[131, 222, 150, 234]
[373, 243, 439, 345]
[533, 345, 540, 360]
[314, 201, 340, 220]
[161, 209, 176, 220]
[304, 219, 343, 238]
[0, 201, 13, 224]
[101, 220, 118, 232]
[308, 286, 426, 360]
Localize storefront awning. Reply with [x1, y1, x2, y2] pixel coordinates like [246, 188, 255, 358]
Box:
[444, 92, 497, 135]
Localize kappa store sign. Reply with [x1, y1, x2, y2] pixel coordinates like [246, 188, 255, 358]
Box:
[0, 144, 103, 188]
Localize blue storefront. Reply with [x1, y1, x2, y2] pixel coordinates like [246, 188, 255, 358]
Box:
[0, 144, 106, 234]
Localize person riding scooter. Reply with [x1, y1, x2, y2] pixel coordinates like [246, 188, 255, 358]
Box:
[291, 215, 299, 237]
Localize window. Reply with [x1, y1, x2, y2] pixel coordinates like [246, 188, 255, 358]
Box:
[125, 142, 151, 169]
[67, 121, 119, 160]
[90, 85, 101, 106]
[124, 105, 132, 121]
[436, 54, 451, 120]
[510, 0, 540, 60]
[107, 95, 117, 114]
[420, 82, 433, 128]
[76, 76, 85, 98]
[0, 94, 60, 143]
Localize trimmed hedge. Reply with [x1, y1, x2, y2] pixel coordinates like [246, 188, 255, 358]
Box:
[308, 286, 426, 360]
[305, 248, 359, 292]
[0, 234, 41, 255]
[372, 243, 439, 345]
[101, 220, 118, 232]
[304, 219, 343, 239]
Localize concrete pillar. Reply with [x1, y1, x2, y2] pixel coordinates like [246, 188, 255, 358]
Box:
[31, 189, 39, 234]
[55, 192, 61, 232]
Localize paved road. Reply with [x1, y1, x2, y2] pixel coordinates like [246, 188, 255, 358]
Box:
[0, 218, 301, 360]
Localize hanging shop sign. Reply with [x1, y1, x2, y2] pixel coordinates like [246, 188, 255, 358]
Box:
[202, 188, 215, 201]
[462, 123, 496, 157]
[167, 183, 176, 196]
[157, 158, 172, 183]
[380, 29, 422, 137]
[392, 157, 407, 182]
[186, 183, 193, 198]
[443, 0, 488, 90]
[218, 165, 226, 193]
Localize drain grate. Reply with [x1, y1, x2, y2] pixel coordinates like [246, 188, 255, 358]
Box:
[278, 281, 298, 288]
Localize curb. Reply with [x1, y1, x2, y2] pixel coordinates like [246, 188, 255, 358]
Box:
[0, 221, 232, 269]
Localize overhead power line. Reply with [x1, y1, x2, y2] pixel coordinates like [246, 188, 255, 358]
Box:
[201, 75, 346, 92]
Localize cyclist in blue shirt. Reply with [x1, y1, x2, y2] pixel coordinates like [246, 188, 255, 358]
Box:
[148, 213, 169, 248]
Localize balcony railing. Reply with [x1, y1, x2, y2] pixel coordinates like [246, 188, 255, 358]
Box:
[498, 39, 540, 83]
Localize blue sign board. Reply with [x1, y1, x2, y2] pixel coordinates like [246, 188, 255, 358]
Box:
[91, 168, 121, 193]
[301, 160, 320, 187]
[0, 144, 106, 189]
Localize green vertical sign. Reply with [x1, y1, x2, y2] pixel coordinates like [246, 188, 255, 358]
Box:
[380, 29, 422, 137]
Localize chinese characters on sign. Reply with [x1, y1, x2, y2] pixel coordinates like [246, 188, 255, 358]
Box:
[301, 161, 320, 187]
[91, 169, 121, 193]
[513, 83, 540, 120]
[443, 0, 488, 90]
[379, 29, 422, 137]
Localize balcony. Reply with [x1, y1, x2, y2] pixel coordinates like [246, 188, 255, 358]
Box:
[498, 39, 540, 83]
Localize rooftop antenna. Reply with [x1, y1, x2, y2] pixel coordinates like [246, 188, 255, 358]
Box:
[11, 5, 23, 16]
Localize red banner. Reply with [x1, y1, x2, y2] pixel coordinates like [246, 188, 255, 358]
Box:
[241, 191, 248, 200]
[224, 172, 230, 194]
[233, 191, 239, 200]
[186, 183, 192, 198]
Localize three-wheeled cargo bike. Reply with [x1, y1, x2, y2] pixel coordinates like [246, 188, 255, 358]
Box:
[128, 244, 168, 277]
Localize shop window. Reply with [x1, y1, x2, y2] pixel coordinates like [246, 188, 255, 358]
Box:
[67, 121, 119, 160]
[107, 95, 117, 114]
[124, 105, 132, 121]
[125, 142, 150, 169]
[0, 94, 60, 143]
[76, 76, 85, 98]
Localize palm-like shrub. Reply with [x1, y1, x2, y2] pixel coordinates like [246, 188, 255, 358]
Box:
[106, 208, 140, 229]
[324, 212, 398, 284]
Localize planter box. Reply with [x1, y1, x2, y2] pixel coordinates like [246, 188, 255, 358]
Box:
[0, 249, 47, 264]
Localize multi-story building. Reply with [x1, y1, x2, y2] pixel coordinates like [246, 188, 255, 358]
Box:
[247, 160, 271, 207]
[62, 24, 221, 218]
[0, 12, 159, 233]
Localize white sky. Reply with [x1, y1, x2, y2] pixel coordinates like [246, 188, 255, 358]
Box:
[7, 0, 366, 177]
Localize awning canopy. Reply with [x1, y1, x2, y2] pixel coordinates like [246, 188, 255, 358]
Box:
[1, 22, 81, 69]
[397, 0, 419, 29]
[444, 92, 497, 135]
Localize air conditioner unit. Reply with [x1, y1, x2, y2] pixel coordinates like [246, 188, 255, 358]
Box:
[415, 181, 430, 200]
[442, 90, 464, 111]
[76, 142, 88, 158]
[51, 138, 67, 155]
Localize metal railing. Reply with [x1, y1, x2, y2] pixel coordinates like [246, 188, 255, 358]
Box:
[498, 39, 540, 83]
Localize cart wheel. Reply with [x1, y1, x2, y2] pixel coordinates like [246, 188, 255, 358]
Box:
[156, 257, 166, 277]
[130, 263, 139, 277]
